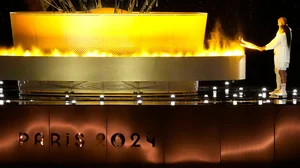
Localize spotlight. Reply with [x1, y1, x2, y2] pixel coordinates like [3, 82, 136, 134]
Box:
[137, 99, 142, 105]
[204, 94, 209, 104]
[171, 101, 175, 106]
[258, 93, 262, 97]
[100, 101, 104, 105]
[293, 99, 297, 105]
[233, 100, 237, 105]
[5, 100, 10, 103]
[100, 94, 105, 100]
[239, 92, 243, 98]
[0, 94, 4, 98]
[0, 100, 3, 105]
[71, 100, 76, 105]
[170, 94, 175, 99]
[0, 88, 2, 94]
[137, 95, 141, 99]
[213, 91, 217, 98]
[213, 86, 217, 90]
[293, 89, 298, 96]
[258, 100, 263, 105]
[266, 100, 271, 103]
[0, 81, 3, 85]
[65, 94, 70, 101]
[238, 87, 243, 98]
[225, 88, 229, 94]
[233, 94, 238, 98]
[262, 88, 267, 92]
[225, 81, 230, 86]
[65, 101, 70, 105]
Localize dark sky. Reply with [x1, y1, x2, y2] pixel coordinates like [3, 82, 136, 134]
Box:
[0, 0, 299, 87]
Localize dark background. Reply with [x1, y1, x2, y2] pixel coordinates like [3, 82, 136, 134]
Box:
[0, 0, 299, 89]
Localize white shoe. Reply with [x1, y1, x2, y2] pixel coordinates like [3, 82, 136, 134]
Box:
[269, 89, 280, 95]
[275, 90, 287, 97]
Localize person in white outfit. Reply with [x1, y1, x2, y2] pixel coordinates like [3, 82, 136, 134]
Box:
[260, 17, 292, 97]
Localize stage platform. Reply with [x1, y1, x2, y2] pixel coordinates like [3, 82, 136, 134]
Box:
[0, 84, 299, 168]
[0, 104, 300, 168]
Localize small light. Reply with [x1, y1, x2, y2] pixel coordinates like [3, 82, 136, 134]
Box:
[170, 94, 175, 99]
[213, 86, 217, 90]
[5, 100, 10, 103]
[100, 101, 104, 105]
[0, 88, 2, 93]
[293, 92, 297, 96]
[213, 92, 217, 98]
[293, 99, 297, 105]
[225, 81, 229, 85]
[0, 81, 3, 85]
[233, 100, 237, 105]
[65, 101, 70, 105]
[262, 93, 267, 98]
[100, 95, 104, 99]
[171, 101, 175, 106]
[204, 94, 208, 98]
[239, 87, 243, 91]
[37, 133, 44, 146]
[30, 100, 33, 102]
[204, 100, 209, 104]
[137, 95, 141, 98]
[225, 88, 229, 94]
[65, 94, 69, 98]
[233, 94, 238, 98]
[293, 89, 298, 93]
[239, 92, 243, 97]
[71, 100, 76, 105]
[0, 94, 4, 98]
[258, 100, 263, 105]
[279, 100, 284, 104]
[258, 93, 262, 97]
[0, 100, 4, 105]
[266, 100, 271, 103]
[137, 99, 142, 105]
[262, 88, 267, 91]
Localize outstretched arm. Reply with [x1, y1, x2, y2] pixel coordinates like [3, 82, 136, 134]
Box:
[239, 37, 261, 51]
[263, 33, 282, 51]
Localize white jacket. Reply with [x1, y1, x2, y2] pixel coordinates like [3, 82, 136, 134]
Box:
[265, 28, 292, 66]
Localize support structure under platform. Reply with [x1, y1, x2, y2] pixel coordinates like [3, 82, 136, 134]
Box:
[0, 56, 245, 82]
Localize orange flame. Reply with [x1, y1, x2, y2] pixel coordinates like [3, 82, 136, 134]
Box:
[0, 22, 244, 57]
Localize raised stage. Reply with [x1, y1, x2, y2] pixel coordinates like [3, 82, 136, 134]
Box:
[0, 105, 300, 168]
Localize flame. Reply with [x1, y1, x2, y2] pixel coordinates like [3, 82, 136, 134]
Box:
[0, 22, 244, 57]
